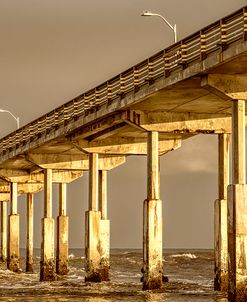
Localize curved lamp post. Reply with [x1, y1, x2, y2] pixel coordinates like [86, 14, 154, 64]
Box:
[141, 11, 177, 43]
[0, 109, 20, 129]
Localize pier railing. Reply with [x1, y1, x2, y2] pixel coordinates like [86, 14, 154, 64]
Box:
[0, 7, 246, 154]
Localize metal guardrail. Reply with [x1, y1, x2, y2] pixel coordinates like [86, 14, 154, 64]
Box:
[0, 6, 246, 154]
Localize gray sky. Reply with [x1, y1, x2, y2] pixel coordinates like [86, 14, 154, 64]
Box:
[0, 0, 246, 249]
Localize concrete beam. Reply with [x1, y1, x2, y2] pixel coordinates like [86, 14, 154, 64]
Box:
[0, 169, 30, 183]
[137, 111, 232, 134]
[0, 193, 10, 201]
[202, 74, 247, 101]
[72, 137, 181, 156]
[0, 168, 83, 184]
[27, 153, 126, 171]
[0, 184, 43, 194]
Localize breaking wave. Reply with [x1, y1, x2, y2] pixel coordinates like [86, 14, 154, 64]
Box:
[170, 253, 197, 259]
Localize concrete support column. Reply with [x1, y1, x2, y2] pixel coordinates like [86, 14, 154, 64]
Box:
[228, 100, 247, 301]
[214, 134, 229, 291]
[26, 193, 34, 272]
[143, 131, 163, 290]
[56, 183, 69, 275]
[7, 182, 20, 272]
[99, 170, 110, 281]
[85, 153, 102, 282]
[0, 201, 7, 262]
[40, 169, 56, 281]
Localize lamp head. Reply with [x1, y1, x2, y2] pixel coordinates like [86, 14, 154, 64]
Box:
[141, 11, 154, 17]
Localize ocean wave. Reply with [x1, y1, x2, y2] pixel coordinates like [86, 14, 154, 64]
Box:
[126, 257, 139, 264]
[68, 253, 75, 260]
[170, 253, 197, 259]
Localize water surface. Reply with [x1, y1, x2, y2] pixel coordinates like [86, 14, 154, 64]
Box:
[0, 249, 228, 301]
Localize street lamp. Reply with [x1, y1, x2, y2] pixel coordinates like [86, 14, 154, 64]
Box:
[0, 109, 20, 129]
[141, 11, 177, 43]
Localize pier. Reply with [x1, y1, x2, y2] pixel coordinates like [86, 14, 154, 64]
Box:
[0, 5, 247, 301]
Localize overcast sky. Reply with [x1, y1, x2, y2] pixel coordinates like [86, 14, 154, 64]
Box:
[0, 0, 246, 249]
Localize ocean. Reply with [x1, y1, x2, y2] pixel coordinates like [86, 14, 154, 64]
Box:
[0, 249, 227, 301]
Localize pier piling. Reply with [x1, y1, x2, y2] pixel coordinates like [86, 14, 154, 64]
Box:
[40, 169, 56, 281]
[143, 131, 163, 290]
[7, 182, 20, 272]
[228, 100, 247, 301]
[214, 134, 229, 291]
[26, 193, 34, 272]
[56, 183, 69, 275]
[0, 201, 7, 262]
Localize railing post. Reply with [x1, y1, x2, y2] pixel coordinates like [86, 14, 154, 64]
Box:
[200, 30, 206, 60]
[219, 19, 227, 51]
[180, 40, 188, 68]
[134, 67, 140, 92]
[243, 8, 247, 41]
[164, 52, 170, 77]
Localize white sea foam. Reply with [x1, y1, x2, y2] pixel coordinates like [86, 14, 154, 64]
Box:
[126, 257, 138, 264]
[68, 253, 75, 259]
[170, 253, 197, 259]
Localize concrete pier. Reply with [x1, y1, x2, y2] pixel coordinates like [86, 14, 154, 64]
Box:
[40, 169, 56, 281]
[99, 170, 110, 281]
[26, 193, 34, 272]
[85, 153, 102, 282]
[7, 182, 20, 272]
[228, 100, 247, 301]
[56, 183, 69, 275]
[143, 131, 163, 290]
[0, 201, 7, 262]
[214, 134, 229, 291]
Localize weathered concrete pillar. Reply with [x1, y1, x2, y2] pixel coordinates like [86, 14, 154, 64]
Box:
[56, 183, 69, 275]
[228, 100, 247, 301]
[7, 182, 20, 272]
[40, 169, 56, 281]
[85, 153, 102, 282]
[26, 193, 34, 272]
[214, 134, 229, 291]
[143, 131, 163, 290]
[99, 170, 110, 281]
[0, 201, 7, 262]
